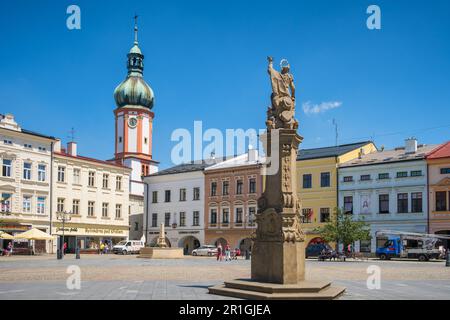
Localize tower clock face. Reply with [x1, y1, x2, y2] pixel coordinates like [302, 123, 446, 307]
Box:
[128, 117, 138, 128]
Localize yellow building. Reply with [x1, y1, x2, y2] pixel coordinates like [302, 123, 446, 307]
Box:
[296, 141, 377, 248]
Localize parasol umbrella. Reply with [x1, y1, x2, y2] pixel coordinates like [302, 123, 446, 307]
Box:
[0, 231, 14, 239]
[14, 228, 53, 240]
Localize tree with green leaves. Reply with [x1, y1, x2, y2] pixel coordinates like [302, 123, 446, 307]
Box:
[314, 207, 371, 252]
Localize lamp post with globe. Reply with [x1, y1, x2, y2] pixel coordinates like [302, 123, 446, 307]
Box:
[57, 211, 72, 259]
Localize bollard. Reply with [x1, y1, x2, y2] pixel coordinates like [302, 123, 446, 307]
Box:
[57, 249, 62, 260]
[446, 250, 450, 267]
[75, 247, 80, 259]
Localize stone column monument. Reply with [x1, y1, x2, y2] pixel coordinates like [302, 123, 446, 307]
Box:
[209, 57, 345, 299]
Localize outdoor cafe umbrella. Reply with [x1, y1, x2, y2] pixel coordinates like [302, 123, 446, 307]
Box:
[0, 231, 14, 239]
[14, 228, 53, 240]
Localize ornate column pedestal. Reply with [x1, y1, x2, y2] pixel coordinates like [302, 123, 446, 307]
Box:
[208, 57, 345, 299]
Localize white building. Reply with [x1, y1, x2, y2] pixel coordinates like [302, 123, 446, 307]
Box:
[143, 162, 211, 254]
[0, 114, 57, 253]
[338, 138, 438, 253]
[52, 140, 131, 253]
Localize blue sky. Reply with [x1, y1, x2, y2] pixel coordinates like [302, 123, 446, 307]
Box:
[1, 0, 449, 169]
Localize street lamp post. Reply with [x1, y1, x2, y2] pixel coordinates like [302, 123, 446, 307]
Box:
[57, 211, 72, 259]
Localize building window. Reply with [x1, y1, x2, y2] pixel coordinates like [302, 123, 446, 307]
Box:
[379, 194, 389, 214]
[88, 201, 95, 216]
[116, 176, 122, 191]
[222, 208, 229, 224]
[102, 174, 109, 189]
[248, 207, 256, 225]
[236, 180, 243, 195]
[22, 195, 32, 213]
[396, 171, 408, 178]
[72, 199, 80, 215]
[115, 204, 122, 219]
[360, 174, 371, 181]
[397, 193, 408, 213]
[193, 187, 200, 200]
[151, 213, 158, 227]
[88, 171, 95, 187]
[321, 172, 330, 187]
[320, 208, 330, 222]
[37, 197, 46, 214]
[57, 198, 65, 213]
[23, 162, 32, 180]
[165, 190, 171, 202]
[3, 139, 12, 145]
[144, 137, 148, 144]
[235, 207, 243, 223]
[344, 196, 353, 214]
[24, 143, 32, 149]
[134, 222, 139, 231]
[164, 212, 171, 227]
[222, 181, 229, 195]
[210, 182, 217, 196]
[152, 191, 158, 203]
[72, 168, 80, 184]
[2, 159, 12, 177]
[249, 178, 256, 193]
[118, 137, 122, 143]
[303, 174, 312, 188]
[210, 209, 217, 224]
[179, 188, 186, 201]
[193, 211, 200, 226]
[411, 192, 422, 213]
[343, 176, 353, 182]
[57, 166, 65, 182]
[378, 173, 389, 180]
[179, 212, 186, 227]
[410, 170, 422, 177]
[102, 203, 109, 217]
[38, 164, 46, 182]
[302, 208, 312, 223]
[436, 191, 447, 211]
[440, 168, 450, 174]
[1, 193, 12, 213]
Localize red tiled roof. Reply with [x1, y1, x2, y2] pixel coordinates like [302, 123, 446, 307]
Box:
[55, 152, 131, 170]
[427, 141, 450, 159]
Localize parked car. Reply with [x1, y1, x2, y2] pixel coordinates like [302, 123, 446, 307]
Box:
[192, 245, 218, 256]
[306, 243, 332, 258]
[113, 240, 144, 255]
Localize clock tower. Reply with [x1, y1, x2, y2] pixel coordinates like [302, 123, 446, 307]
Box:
[113, 17, 158, 197]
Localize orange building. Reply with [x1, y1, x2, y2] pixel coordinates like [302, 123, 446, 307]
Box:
[203, 149, 263, 252]
[427, 141, 450, 247]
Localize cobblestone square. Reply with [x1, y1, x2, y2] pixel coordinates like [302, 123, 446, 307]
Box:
[0, 255, 449, 300]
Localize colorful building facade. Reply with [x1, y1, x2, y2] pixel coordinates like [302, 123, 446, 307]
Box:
[296, 141, 377, 246]
[204, 149, 263, 251]
[427, 141, 450, 247]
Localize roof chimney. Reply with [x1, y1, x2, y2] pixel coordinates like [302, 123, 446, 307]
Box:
[405, 137, 418, 154]
[67, 141, 77, 156]
[54, 139, 61, 153]
[248, 145, 258, 162]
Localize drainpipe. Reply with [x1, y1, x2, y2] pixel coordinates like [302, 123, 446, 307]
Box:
[144, 182, 149, 246]
[49, 141, 54, 254]
[427, 162, 430, 234]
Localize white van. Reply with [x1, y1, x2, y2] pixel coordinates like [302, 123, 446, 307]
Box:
[113, 240, 144, 255]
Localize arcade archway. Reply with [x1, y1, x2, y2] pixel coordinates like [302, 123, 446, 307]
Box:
[178, 236, 200, 255]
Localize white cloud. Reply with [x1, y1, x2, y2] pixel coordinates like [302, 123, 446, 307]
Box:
[302, 101, 342, 115]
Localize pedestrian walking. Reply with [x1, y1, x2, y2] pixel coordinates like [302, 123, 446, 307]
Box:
[225, 244, 231, 261]
[100, 242, 105, 255]
[7, 241, 12, 257]
[63, 242, 67, 255]
[217, 243, 223, 261]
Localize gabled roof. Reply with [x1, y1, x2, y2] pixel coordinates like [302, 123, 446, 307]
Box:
[297, 141, 373, 161]
[427, 141, 450, 160]
[146, 157, 228, 177]
[340, 144, 439, 168]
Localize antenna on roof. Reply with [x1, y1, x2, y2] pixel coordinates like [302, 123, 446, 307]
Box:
[332, 119, 338, 146]
[68, 127, 76, 142]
